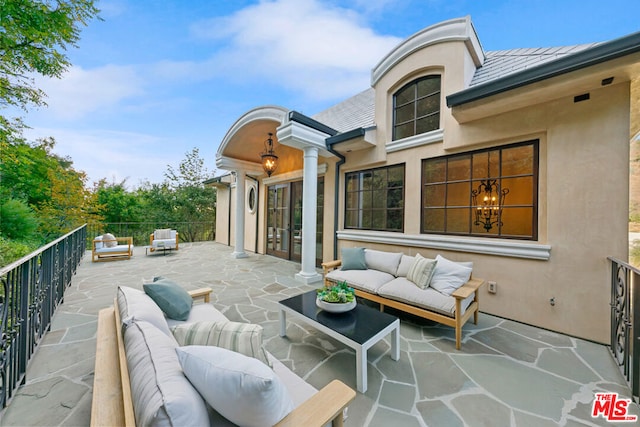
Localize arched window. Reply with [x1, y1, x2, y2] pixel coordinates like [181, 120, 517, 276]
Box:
[393, 75, 441, 141]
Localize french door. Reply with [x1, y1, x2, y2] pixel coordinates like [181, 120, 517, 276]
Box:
[266, 178, 323, 265]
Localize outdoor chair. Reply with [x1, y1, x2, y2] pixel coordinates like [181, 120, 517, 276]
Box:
[149, 229, 179, 253]
[92, 233, 133, 262]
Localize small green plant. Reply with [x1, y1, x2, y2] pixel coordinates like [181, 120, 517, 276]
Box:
[317, 281, 355, 303]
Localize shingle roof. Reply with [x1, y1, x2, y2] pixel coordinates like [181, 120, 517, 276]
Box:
[470, 43, 599, 86]
[312, 88, 375, 133]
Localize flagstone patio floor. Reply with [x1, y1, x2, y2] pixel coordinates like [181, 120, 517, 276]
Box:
[0, 241, 638, 426]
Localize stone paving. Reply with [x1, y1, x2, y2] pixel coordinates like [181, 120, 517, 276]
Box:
[1, 241, 638, 426]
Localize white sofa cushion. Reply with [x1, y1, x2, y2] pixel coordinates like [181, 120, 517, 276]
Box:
[406, 254, 438, 289]
[124, 321, 210, 427]
[430, 255, 473, 296]
[365, 249, 403, 276]
[396, 254, 415, 278]
[326, 268, 394, 293]
[378, 277, 475, 317]
[165, 302, 228, 328]
[176, 345, 294, 427]
[171, 321, 270, 366]
[117, 286, 173, 337]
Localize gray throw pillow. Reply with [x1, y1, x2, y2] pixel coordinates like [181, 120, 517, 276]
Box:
[341, 247, 367, 270]
[143, 277, 193, 321]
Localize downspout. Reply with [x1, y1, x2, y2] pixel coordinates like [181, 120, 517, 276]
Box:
[246, 175, 259, 254]
[326, 145, 345, 260]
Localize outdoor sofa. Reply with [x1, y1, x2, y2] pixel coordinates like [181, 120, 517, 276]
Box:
[322, 248, 485, 350]
[91, 233, 133, 262]
[91, 283, 355, 427]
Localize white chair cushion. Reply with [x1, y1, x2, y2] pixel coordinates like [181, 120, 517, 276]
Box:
[124, 321, 210, 427]
[396, 254, 415, 278]
[267, 352, 316, 408]
[176, 345, 294, 427]
[152, 239, 176, 249]
[93, 235, 103, 250]
[155, 229, 173, 240]
[364, 249, 403, 276]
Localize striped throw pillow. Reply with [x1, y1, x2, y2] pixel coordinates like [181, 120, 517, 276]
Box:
[171, 321, 270, 366]
[406, 253, 438, 289]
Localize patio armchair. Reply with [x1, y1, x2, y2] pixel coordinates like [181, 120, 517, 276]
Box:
[149, 229, 179, 253]
[92, 233, 133, 262]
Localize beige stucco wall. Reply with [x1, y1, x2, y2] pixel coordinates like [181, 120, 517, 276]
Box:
[334, 46, 630, 343]
[215, 186, 230, 246]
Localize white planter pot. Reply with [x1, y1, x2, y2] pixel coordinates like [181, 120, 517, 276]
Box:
[316, 298, 356, 313]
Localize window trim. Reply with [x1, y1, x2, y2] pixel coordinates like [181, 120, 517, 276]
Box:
[344, 163, 406, 233]
[392, 75, 442, 141]
[421, 140, 539, 240]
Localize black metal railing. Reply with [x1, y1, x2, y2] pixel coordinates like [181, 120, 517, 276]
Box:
[86, 221, 215, 247]
[609, 257, 640, 402]
[0, 224, 86, 410]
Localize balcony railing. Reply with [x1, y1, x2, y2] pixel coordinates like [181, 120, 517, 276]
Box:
[609, 257, 640, 402]
[87, 221, 215, 247]
[0, 224, 86, 410]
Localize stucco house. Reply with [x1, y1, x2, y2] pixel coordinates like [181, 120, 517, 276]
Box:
[210, 16, 640, 344]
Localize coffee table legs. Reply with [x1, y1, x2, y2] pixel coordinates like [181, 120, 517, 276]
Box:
[278, 307, 400, 394]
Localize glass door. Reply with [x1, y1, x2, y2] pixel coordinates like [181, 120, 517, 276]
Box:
[267, 184, 290, 259]
[266, 178, 324, 265]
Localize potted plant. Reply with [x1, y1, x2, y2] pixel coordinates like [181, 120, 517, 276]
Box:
[316, 281, 356, 313]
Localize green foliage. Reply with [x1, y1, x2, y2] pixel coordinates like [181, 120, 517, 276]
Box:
[631, 240, 640, 268]
[94, 179, 143, 223]
[0, 236, 38, 267]
[0, 0, 100, 137]
[317, 281, 355, 303]
[0, 198, 39, 239]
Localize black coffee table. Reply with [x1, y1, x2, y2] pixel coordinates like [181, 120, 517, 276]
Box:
[279, 290, 400, 393]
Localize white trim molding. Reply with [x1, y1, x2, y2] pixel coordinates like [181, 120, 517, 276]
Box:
[386, 129, 444, 153]
[371, 16, 484, 86]
[217, 106, 288, 157]
[336, 230, 551, 260]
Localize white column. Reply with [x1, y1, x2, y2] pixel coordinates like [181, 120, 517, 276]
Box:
[232, 169, 248, 259]
[295, 147, 322, 284]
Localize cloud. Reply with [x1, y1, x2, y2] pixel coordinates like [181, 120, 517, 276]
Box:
[191, 0, 401, 100]
[34, 65, 144, 120]
[22, 127, 177, 188]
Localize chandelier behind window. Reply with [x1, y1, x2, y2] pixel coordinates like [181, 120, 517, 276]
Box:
[471, 152, 509, 232]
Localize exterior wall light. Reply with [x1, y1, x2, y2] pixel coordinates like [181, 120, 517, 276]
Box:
[260, 132, 278, 177]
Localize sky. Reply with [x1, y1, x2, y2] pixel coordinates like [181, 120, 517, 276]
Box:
[10, 0, 640, 188]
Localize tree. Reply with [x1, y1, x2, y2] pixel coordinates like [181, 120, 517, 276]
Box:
[0, 0, 100, 137]
[164, 148, 213, 188]
[161, 148, 217, 241]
